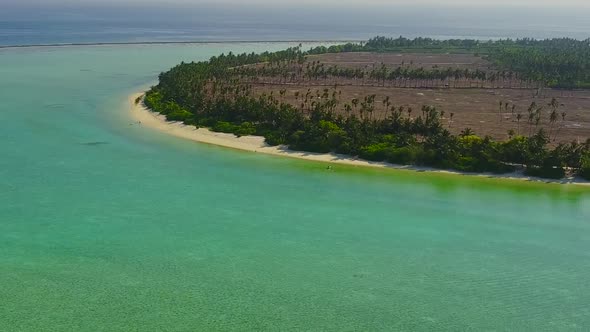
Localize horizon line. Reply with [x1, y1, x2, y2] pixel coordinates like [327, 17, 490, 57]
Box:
[2, 36, 588, 50]
[0, 40, 362, 50]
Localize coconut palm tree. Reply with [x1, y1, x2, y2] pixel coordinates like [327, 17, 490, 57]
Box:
[351, 98, 359, 115]
[516, 113, 523, 135]
[460, 128, 475, 137]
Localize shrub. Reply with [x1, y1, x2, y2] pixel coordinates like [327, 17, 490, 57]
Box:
[580, 156, 590, 180]
[359, 143, 391, 162]
[183, 118, 197, 126]
[386, 146, 418, 165]
[522, 141, 565, 179]
[234, 122, 257, 137]
[144, 91, 163, 110]
[264, 132, 285, 146]
[166, 110, 193, 122]
[525, 165, 565, 179]
[212, 121, 238, 133]
[455, 156, 479, 172]
[333, 137, 353, 155]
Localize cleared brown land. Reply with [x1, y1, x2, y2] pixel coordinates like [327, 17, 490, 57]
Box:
[307, 52, 492, 71]
[244, 52, 590, 144]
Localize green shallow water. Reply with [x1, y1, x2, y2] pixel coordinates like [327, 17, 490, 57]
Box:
[1, 43, 590, 331]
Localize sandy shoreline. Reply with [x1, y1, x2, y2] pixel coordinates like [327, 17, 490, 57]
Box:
[127, 92, 590, 186]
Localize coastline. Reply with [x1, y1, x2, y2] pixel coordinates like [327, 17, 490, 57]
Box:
[127, 92, 590, 187]
[0, 40, 358, 50]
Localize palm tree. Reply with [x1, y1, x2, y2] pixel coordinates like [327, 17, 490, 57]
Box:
[344, 103, 352, 116]
[383, 96, 391, 112]
[534, 107, 543, 131]
[549, 109, 558, 141]
[547, 98, 559, 140]
[460, 128, 474, 137]
[527, 102, 537, 136]
[555, 111, 567, 141]
[516, 113, 523, 135]
[508, 129, 515, 139]
[351, 98, 359, 115]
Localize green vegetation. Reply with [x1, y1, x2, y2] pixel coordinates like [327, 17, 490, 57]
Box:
[144, 37, 590, 180]
[581, 156, 590, 180]
[308, 36, 590, 89]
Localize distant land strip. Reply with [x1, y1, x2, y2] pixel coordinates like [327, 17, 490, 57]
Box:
[0, 40, 362, 49]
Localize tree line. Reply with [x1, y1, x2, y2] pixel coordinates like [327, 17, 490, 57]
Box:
[237, 60, 534, 89]
[307, 36, 590, 89]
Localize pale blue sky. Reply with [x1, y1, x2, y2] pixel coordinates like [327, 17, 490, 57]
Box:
[7, 0, 590, 7]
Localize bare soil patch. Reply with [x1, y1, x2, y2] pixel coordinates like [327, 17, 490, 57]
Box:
[307, 52, 492, 71]
[243, 52, 590, 144]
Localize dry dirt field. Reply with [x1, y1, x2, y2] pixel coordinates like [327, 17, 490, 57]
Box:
[252, 85, 590, 143]
[246, 52, 590, 144]
[307, 52, 492, 71]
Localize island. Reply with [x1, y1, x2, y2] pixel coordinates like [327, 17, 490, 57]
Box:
[136, 36, 590, 182]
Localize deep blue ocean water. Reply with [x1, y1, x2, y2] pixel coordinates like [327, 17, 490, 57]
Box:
[1, 4, 589, 46]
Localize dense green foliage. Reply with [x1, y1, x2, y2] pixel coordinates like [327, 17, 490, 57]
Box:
[486, 39, 590, 89]
[145, 39, 590, 180]
[581, 156, 590, 180]
[308, 37, 590, 89]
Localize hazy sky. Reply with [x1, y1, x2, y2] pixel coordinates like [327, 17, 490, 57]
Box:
[7, 0, 590, 7]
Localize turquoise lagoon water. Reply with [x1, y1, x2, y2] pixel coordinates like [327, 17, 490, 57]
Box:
[1, 43, 590, 331]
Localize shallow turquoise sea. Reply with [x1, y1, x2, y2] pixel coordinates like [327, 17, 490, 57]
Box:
[1, 43, 590, 331]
